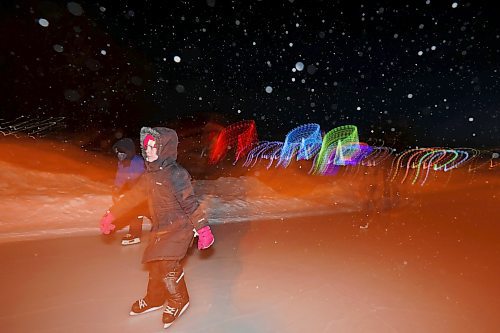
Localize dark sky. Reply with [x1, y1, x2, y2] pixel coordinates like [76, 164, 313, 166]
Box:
[1, 0, 499, 148]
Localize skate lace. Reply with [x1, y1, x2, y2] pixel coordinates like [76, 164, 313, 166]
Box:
[164, 305, 177, 316]
[139, 299, 148, 309]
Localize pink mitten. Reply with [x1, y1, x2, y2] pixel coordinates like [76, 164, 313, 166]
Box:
[99, 211, 116, 235]
[197, 226, 214, 250]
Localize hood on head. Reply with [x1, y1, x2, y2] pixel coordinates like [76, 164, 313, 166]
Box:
[112, 138, 136, 160]
[140, 127, 178, 164]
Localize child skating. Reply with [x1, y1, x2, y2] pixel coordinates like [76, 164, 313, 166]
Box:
[100, 127, 215, 328]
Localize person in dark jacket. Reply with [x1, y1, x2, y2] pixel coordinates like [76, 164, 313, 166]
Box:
[99, 127, 215, 329]
[111, 138, 147, 245]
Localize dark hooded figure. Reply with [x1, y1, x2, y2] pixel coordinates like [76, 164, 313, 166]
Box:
[99, 127, 215, 329]
[111, 138, 146, 245]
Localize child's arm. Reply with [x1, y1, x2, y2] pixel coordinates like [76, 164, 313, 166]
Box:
[108, 175, 148, 222]
[171, 168, 209, 230]
[170, 166, 214, 250]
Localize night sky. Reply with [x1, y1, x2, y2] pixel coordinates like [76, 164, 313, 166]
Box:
[1, 0, 499, 149]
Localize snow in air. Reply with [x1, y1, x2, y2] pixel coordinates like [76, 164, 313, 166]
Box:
[64, 89, 80, 102]
[38, 18, 49, 27]
[53, 44, 64, 53]
[67, 2, 84, 16]
[175, 84, 185, 93]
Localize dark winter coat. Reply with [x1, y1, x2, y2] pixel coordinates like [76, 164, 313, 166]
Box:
[113, 155, 145, 191]
[110, 127, 208, 263]
[111, 138, 145, 195]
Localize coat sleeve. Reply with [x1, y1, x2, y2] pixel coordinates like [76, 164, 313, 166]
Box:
[171, 166, 209, 230]
[109, 175, 148, 220]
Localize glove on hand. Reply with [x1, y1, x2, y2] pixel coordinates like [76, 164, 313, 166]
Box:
[99, 211, 116, 235]
[197, 226, 214, 250]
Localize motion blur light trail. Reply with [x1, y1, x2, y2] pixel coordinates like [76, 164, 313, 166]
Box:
[212, 120, 497, 186]
[240, 123, 364, 171]
[360, 146, 396, 167]
[491, 153, 500, 168]
[390, 148, 479, 186]
[208, 120, 258, 165]
[2, 116, 496, 188]
[462, 149, 500, 171]
[227, 122, 365, 171]
[308, 125, 360, 174]
[276, 123, 322, 168]
[243, 141, 284, 169]
[0, 116, 65, 138]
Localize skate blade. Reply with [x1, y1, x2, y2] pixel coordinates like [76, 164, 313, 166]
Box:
[121, 238, 141, 246]
[129, 305, 163, 316]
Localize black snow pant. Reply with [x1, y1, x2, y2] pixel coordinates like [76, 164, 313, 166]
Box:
[146, 260, 189, 306]
[113, 202, 149, 237]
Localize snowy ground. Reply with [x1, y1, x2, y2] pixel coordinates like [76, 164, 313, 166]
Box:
[0, 138, 499, 332]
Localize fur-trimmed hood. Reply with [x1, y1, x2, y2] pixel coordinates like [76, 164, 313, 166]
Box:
[140, 127, 178, 166]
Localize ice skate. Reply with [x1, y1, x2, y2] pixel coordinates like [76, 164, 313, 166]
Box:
[162, 300, 189, 329]
[121, 233, 141, 246]
[162, 268, 190, 328]
[130, 276, 167, 316]
[129, 297, 163, 316]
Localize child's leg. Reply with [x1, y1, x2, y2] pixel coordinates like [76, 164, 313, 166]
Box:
[161, 261, 189, 302]
[160, 261, 190, 328]
[121, 206, 145, 245]
[129, 261, 168, 315]
[146, 261, 169, 303]
[128, 216, 143, 237]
